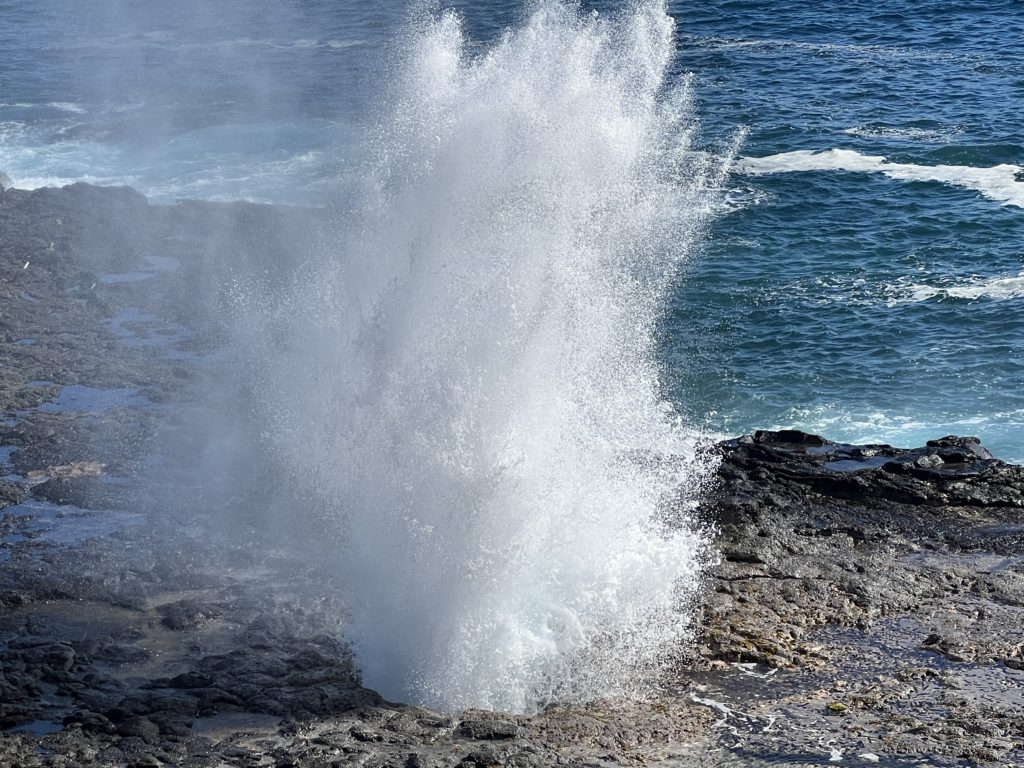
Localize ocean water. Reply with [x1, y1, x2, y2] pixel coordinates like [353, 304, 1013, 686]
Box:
[4, 1, 1020, 461]
[666, 0, 1024, 463]
[3, 0, 1023, 731]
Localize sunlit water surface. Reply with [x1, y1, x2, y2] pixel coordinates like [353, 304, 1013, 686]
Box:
[2, 0, 1021, 459]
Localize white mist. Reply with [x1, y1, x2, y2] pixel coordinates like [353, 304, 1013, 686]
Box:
[235, 0, 727, 713]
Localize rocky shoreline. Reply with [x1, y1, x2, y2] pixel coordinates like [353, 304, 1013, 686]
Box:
[1, 183, 1021, 766]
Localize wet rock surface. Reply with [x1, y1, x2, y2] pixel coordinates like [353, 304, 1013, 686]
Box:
[1, 184, 1021, 766]
[690, 429, 1024, 765]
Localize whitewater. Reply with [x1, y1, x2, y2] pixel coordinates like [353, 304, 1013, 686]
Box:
[738, 148, 1024, 209]
[231, 1, 728, 713]
[4, 0, 1023, 705]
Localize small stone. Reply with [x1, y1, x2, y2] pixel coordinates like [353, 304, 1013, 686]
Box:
[64, 710, 116, 735]
[158, 600, 222, 631]
[350, 725, 384, 742]
[161, 672, 213, 689]
[117, 716, 161, 743]
[457, 719, 519, 740]
[826, 702, 847, 713]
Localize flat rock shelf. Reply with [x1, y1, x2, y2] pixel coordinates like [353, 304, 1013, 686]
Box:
[0, 184, 1021, 767]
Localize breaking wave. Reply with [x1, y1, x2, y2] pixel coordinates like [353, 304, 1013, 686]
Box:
[738, 148, 1024, 208]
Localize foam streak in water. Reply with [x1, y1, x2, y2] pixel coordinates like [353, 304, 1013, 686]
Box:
[236, 1, 724, 713]
[895, 274, 1024, 302]
[739, 148, 1024, 208]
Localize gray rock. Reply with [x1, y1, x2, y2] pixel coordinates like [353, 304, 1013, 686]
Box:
[456, 719, 519, 740]
[116, 716, 161, 743]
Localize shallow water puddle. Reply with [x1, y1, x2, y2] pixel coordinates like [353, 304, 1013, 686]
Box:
[107, 305, 191, 350]
[38, 385, 151, 413]
[6, 720, 64, 736]
[192, 712, 282, 740]
[98, 253, 182, 286]
[1, 499, 142, 548]
[822, 456, 892, 473]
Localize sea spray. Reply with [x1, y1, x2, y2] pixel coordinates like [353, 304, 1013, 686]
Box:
[234, 0, 728, 712]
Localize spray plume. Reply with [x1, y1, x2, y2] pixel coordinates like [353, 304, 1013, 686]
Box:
[234, 0, 727, 713]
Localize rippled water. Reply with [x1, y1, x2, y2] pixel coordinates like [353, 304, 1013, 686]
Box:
[1, 0, 1022, 458]
[665, 0, 1024, 460]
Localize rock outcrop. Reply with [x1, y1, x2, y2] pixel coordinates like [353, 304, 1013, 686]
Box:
[1, 184, 1021, 766]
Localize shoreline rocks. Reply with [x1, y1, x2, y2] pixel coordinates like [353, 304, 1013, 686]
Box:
[697, 428, 1023, 669]
[1, 183, 1021, 766]
[687, 429, 1023, 765]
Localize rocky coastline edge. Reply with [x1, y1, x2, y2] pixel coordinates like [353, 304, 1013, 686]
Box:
[0, 182, 1020, 767]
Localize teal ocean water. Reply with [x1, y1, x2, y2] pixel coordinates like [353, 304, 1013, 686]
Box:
[2, 0, 1022, 459]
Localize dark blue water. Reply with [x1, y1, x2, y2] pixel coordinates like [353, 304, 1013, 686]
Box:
[2, 0, 1022, 459]
[666, 0, 1024, 460]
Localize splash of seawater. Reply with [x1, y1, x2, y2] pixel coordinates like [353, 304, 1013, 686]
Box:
[236, 0, 727, 713]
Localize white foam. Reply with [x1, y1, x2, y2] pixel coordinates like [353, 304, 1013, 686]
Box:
[3, 173, 139, 191]
[46, 102, 87, 114]
[776, 404, 1024, 464]
[0, 101, 86, 113]
[895, 274, 1024, 302]
[233, 0, 724, 713]
[325, 39, 366, 50]
[775, 407, 928, 445]
[738, 148, 1024, 208]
